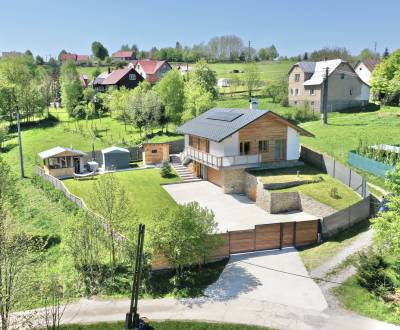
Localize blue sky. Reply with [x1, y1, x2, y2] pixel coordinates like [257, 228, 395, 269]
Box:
[1, 0, 398, 59]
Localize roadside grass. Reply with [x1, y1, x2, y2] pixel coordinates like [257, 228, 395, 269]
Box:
[63, 169, 180, 224]
[335, 275, 400, 325]
[298, 220, 370, 271]
[50, 320, 271, 330]
[300, 106, 400, 189]
[255, 165, 361, 211]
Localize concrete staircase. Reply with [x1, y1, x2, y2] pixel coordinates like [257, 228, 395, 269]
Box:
[170, 155, 202, 183]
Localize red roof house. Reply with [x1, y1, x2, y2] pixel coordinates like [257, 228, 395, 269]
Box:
[112, 51, 135, 61]
[131, 59, 172, 84]
[60, 53, 89, 65]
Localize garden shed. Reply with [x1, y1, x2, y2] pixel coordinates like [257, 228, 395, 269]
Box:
[102, 146, 130, 170]
[142, 143, 170, 165]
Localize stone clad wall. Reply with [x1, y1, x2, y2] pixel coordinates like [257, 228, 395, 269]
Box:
[221, 168, 246, 193]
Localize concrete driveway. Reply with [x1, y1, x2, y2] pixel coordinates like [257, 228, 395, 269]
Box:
[163, 181, 318, 232]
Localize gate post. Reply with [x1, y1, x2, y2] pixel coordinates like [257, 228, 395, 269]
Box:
[293, 222, 297, 246]
[279, 223, 284, 250]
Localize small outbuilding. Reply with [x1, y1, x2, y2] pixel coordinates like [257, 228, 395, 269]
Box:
[218, 78, 229, 87]
[102, 146, 130, 170]
[142, 143, 170, 166]
[38, 146, 86, 178]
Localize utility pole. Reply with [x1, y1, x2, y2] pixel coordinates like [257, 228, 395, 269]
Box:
[125, 224, 146, 330]
[322, 67, 329, 125]
[248, 40, 251, 62]
[16, 110, 25, 178]
[374, 41, 377, 55]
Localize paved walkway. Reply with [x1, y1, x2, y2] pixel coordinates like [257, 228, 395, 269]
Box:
[163, 181, 318, 232]
[21, 248, 399, 330]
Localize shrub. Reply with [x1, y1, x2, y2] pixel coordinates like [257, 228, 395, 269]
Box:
[356, 248, 394, 297]
[160, 161, 172, 178]
[329, 187, 341, 199]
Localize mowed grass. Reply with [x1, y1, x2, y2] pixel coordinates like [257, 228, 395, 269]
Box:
[298, 220, 370, 270]
[299, 107, 400, 188]
[52, 320, 270, 330]
[63, 169, 180, 223]
[335, 276, 400, 325]
[256, 165, 361, 210]
[77, 66, 109, 78]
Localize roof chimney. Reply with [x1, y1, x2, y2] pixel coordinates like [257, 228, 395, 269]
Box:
[249, 98, 258, 110]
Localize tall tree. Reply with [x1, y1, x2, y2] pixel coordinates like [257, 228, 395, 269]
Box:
[190, 60, 218, 99]
[155, 69, 184, 126]
[91, 41, 109, 60]
[303, 52, 308, 60]
[310, 47, 353, 62]
[258, 48, 268, 61]
[182, 80, 215, 121]
[60, 60, 83, 116]
[267, 45, 279, 60]
[383, 47, 390, 58]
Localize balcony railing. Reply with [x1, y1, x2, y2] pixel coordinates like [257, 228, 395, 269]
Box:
[183, 146, 261, 168]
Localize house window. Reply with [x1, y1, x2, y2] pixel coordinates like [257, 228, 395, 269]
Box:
[294, 74, 300, 82]
[258, 140, 269, 152]
[295, 88, 300, 96]
[290, 88, 294, 95]
[240, 141, 251, 155]
[309, 88, 315, 95]
[311, 101, 315, 106]
[294, 101, 298, 105]
[349, 88, 353, 95]
[151, 149, 157, 153]
[341, 73, 345, 79]
[129, 74, 136, 80]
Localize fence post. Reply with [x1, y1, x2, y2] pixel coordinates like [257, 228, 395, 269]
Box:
[349, 168, 352, 188]
[279, 223, 284, 250]
[333, 159, 336, 178]
[293, 222, 297, 246]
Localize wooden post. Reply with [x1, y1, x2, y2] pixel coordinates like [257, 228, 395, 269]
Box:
[279, 223, 284, 250]
[293, 222, 297, 246]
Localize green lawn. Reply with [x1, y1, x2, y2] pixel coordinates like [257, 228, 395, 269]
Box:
[63, 169, 180, 223]
[51, 320, 270, 330]
[255, 165, 361, 211]
[298, 220, 370, 271]
[335, 276, 400, 325]
[300, 106, 400, 189]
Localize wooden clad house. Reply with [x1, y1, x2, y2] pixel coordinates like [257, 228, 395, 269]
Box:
[93, 67, 144, 92]
[38, 147, 86, 178]
[176, 107, 313, 193]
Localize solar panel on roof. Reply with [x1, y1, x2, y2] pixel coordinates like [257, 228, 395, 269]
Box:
[206, 112, 243, 122]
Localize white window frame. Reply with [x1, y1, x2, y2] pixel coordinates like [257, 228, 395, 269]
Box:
[294, 74, 300, 82]
[309, 88, 315, 96]
[129, 74, 136, 81]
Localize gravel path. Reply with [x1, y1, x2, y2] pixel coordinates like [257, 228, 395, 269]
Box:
[310, 228, 374, 279]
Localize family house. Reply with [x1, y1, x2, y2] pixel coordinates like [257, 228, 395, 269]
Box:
[92, 67, 144, 92]
[176, 106, 313, 193]
[288, 59, 370, 112]
[60, 53, 89, 65]
[354, 58, 380, 86]
[129, 59, 172, 84]
[112, 51, 135, 62]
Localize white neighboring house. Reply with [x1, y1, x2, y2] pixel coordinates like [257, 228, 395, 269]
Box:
[354, 59, 380, 86]
[218, 78, 229, 87]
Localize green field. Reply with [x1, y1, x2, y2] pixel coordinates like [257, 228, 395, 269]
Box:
[77, 66, 109, 78]
[300, 106, 400, 189]
[64, 169, 180, 223]
[256, 165, 361, 211]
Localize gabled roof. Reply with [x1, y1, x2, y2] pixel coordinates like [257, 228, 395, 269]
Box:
[38, 146, 86, 159]
[303, 59, 344, 86]
[176, 108, 313, 142]
[92, 72, 110, 85]
[76, 55, 89, 61]
[288, 61, 316, 75]
[101, 68, 134, 85]
[60, 53, 77, 61]
[102, 146, 130, 154]
[359, 58, 380, 72]
[112, 51, 134, 58]
[136, 59, 170, 74]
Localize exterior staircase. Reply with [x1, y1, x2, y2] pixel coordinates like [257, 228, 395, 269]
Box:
[170, 155, 202, 183]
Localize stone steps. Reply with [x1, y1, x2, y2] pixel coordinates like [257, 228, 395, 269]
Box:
[170, 155, 202, 183]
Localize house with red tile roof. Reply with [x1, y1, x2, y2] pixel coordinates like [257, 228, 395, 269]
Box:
[112, 51, 135, 62]
[93, 67, 144, 92]
[60, 53, 89, 65]
[129, 59, 172, 84]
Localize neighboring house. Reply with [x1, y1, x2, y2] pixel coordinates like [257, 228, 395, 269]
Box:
[92, 67, 144, 92]
[60, 53, 89, 65]
[129, 59, 172, 84]
[354, 58, 380, 86]
[176, 106, 313, 193]
[288, 59, 370, 112]
[38, 146, 86, 178]
[79, 74, 89, 88]
[112, 51, 135, 62]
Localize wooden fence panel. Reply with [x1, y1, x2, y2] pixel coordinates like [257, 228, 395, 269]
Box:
[255, 224, 280, 250]
[209, 233, 230, 259]
[229, 230, 255, 253]
[282, 222, 294, 247]
[295, 220, 318, 246]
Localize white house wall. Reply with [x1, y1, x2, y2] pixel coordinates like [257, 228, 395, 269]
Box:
[287, 127, 300, 160]
[209, 132, 239, 156]
[355, 62, 371, 85]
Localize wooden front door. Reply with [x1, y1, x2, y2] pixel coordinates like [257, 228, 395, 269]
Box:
[274, 139, 286, 161]
[193, 161, 202, 178]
